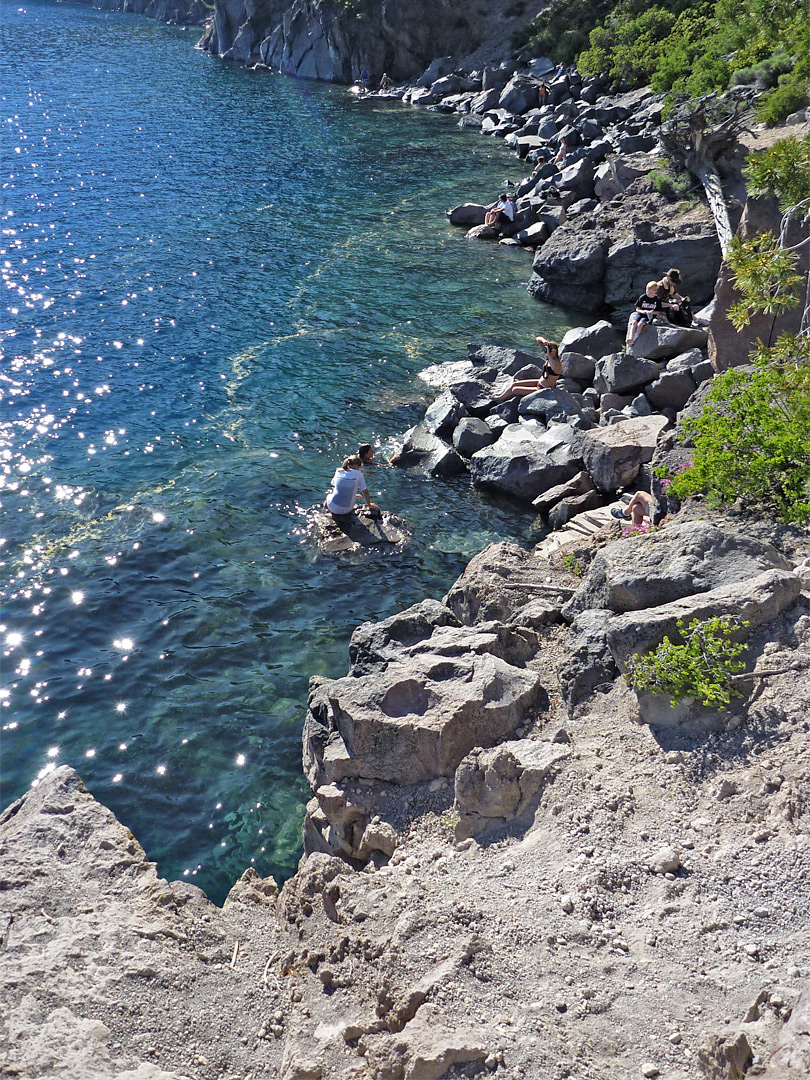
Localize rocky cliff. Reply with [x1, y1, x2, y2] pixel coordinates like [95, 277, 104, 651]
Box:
[199, 0, 507, 81]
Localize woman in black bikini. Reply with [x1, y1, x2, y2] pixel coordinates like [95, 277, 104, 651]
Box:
[493, 336, 562, 401]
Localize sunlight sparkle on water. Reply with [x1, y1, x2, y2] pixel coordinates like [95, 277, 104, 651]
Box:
[70, 590, 84, 604]
[113, 637, 134, 651]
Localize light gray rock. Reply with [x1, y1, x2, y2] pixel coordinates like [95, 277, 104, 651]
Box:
[564, 521, 793, 620]
[607, 568, 801, 669]
[514, 220, 550, 246]
[561, 321, 623, 359]
[311, 508, 412, 555]
[627, 323, 709, 360]
[443, 542, 553, 625]
[517, 387, 584, 423]
[594, 353, 660, 396]
[645, 369, 697, 412]
[560, 350, 596, 383]
[532, 469, 595, 513]
[453, 417, 495, 457]
[467, 342, 542, 376]
[454, 741, 570, 839]
[395, 425, 466, 476]
[465, 222, 500, 241]
[303, 641, 547, 786]
[470, 424, 582, 503]
[348, 598, 460, 677]
[581, 415, 669, 493]
[499, 74, 539, 114]
[423, 390, 468, 437]
[763, 981, 810, 1075]
[555, 157, 595, 200]
[529, 237, 610, 313]
[665, 348, 705, 373]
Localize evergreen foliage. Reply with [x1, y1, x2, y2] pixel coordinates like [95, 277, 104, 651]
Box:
[516, 0, 809, 119]
[624, 616, 748, 709]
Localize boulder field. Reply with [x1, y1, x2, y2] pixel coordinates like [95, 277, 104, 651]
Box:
[4, 495, 810, 1080]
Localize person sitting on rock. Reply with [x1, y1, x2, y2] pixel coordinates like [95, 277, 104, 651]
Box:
[493, 336, 562, 401]
[324, 455, 380, 518]
[657, 268, 693, 328]
[379, 72, 392, 91]
[484, 193, 515, 231]
[626, 281, 664, 346]
[611, 490, 654, 527]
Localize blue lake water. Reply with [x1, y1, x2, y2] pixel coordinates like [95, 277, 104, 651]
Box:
[1, 0, 576, 902]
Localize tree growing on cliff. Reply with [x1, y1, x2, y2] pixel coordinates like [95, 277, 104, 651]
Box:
[671, 134, 810, 522]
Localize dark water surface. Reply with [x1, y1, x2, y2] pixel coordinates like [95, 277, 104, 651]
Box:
[1, 0, 576, 902]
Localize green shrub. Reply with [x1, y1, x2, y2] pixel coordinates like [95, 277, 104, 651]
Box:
[648, 167, 695, 199]
[756, 76, 810, 126]
[743, 133, 810, 212]
[730, 51, 794, 88]
[670, 359, 810, 523]
[624, 616, 749, 708]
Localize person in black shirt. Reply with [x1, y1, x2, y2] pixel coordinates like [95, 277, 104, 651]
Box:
[626, 281, 664, 346]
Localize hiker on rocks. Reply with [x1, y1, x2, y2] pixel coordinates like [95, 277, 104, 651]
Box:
[484, 193, 515, 231]
[611, 490, 654, 527]
[626, 280, 664, 346]
[324, 455, 380, 517]
[493, 336, 561, 401]
[379, 72, 392, 91]
[553, 137, 568, 168]
[538, 81, 549, 106]
[657, 268, 693, 328]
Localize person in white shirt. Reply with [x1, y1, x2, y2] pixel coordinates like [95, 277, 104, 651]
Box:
[484, 193, 515, 230]
[324, 455, 380, 517]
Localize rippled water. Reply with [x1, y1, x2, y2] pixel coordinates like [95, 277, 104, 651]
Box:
[1, 0, 576, 902]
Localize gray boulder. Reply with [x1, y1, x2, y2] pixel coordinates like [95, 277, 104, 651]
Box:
[607, 568, 801, 669]
[447, 203, 487, 227]
[423, 390, 468, 437]
[560, 350, 596, 383]
[532, 469, 595, 513]
[645, 369, 697, 412]
[470, 86, 503, 113]
[444, 542, 565, 626]
[499, 75, 539, 114]
[555, 157, 595, 200]
[594, 353, 660, 395]
[470, 424, 581, 503]
[605, 234, 721, 314]
[666, 348, 705, 373]
[517, 387, 584, 423]
[395, 425, 466, 476]
[628, 323, 709, 360]
[548, 487, 603, 528]
[514, 221, 550, 247]
[563, 521, 794, 621]
[529, 235, 609, 312]
[558, 608, 618, 710]
[304, 641, 547, 787]
[581, 415, 669, 493]
[453, 417, 495, 457]
[467, 342, 541, 375]
[348, 598, 460, 677]
[560, 320, 622, 358]
[466, 223, 500, 241]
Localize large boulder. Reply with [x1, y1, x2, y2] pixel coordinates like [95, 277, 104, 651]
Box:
[644, 368, 697, 412]
[594, 353, 660, 396]
[563, 521, 794, 620]
[560, 350, 596, 383]
[532, 469, 595, 513]
[499, 74, 540, 114]
[310, 508, 412, 555]
[423, 390, 468, 437]
[467, 342, 541, 376]
[453, 417, 495, 457]
[303, 637, 547, 786]
[560, 320, 622, 358]
[581, 415, 669, 493]
[604, 234, 722, 314]
[529, 235, 609, 312]
[555, 157, 595, 200]
[469, 424, 582, 503]
[443, 542, 567, 626]
[607, 568, 802, 669]
[395, 425, 466, 475]
[348, 598, 460, 677]
[558, 608, 618, 710]
[547, 487, 603, 528]
[517, 387, 584, 423]
[447, 203, 487, 227]
[710, 195, 810, 371]
[628, 323, 709, 360]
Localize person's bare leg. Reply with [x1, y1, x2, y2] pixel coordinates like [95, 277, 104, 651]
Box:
[627, 491, 652, 526]
[493, 380, 542, 403]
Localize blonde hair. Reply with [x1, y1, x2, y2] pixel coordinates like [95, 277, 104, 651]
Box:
[646, 280, 659, 290]
[343, 455, 362, 470]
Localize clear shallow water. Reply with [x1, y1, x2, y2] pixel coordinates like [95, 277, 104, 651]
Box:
[1, 0, 577, 902]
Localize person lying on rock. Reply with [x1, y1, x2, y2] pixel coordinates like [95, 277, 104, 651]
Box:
[626, 281, 664, 346]
[611, 490, 653, 526]
[493, 336, 562, 401]
[484, 193, 515, 231]
[657, 268, 693, 328]
[324, 455, 380, 518]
